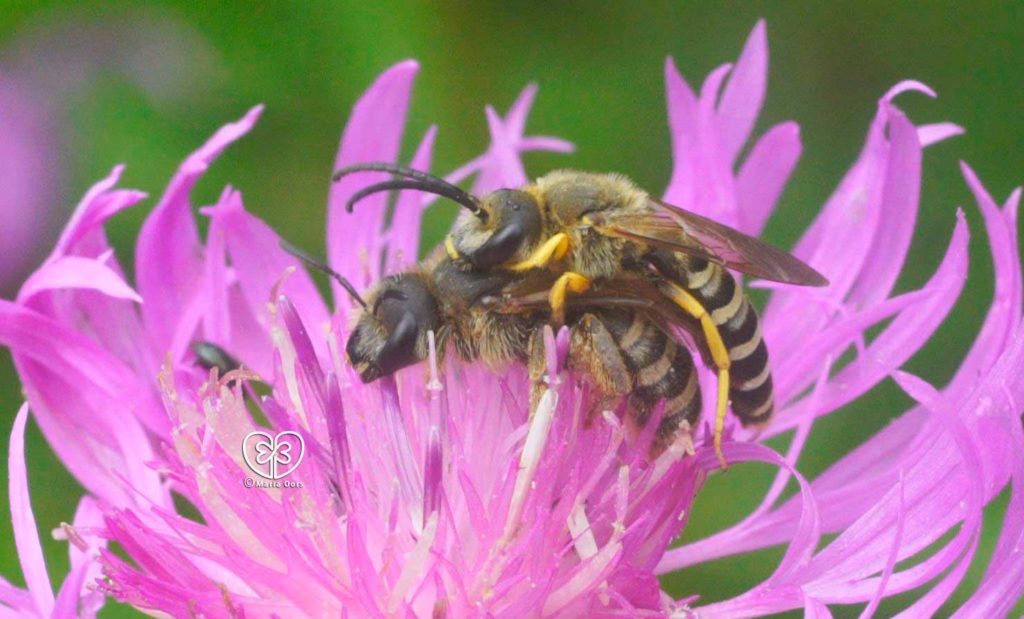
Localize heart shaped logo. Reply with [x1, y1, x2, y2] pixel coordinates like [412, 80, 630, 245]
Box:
[241, 430, 305, 480]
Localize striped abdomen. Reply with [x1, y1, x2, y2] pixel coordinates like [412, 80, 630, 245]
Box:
[599, 310, 703, 444]
[685, 257, 774, 425]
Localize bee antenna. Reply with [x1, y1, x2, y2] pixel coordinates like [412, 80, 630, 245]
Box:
[345, 179, 484, 217]
[279, 240, 368, 308]
[334, 162, 485, 219]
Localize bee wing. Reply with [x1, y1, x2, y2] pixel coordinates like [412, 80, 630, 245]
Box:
[596, 198, 829, 287]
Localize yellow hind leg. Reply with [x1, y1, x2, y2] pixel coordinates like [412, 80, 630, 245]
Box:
[548, 272, 591, 326]
[658, 281, 731, 470]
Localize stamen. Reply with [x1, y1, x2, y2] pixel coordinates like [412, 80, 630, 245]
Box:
[568, 502, 598, 560]
[543, 325, 559, 387]
[614, 465, 629, 536]
[427, 330, 442, 393]
[423, 426, 443, 528]
[388, 513, 439, 614]
[55, 522, 88, 551]
[380, 376, 423, 513]
[326, 373, 353, 513]
[501, 388, 556, 545]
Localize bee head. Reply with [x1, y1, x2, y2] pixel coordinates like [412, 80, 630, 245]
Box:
[332, 163, 544, 270]
[346, 273, 442, 383]
[452, 189, 543, 269]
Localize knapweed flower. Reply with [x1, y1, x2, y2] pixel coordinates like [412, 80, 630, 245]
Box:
[3, 21, 1023, 617]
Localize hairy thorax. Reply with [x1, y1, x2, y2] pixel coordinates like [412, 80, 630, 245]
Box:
[428, 255, 534, 366]
[531, 170, 650, 280]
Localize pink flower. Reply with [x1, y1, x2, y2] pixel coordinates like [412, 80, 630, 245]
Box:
[3, 21, 1023, 617]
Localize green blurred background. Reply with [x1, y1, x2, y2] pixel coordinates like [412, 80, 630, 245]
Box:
[0, 2, 1021, 616]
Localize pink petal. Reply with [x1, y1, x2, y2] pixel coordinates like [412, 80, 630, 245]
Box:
[8, 404, 54, 616]
[882, 79, 936, 101]
[207, 189, 331, 361]
[327, 60, 418, 292]
[716, 20, 768, 165]
[385, 126, 437, 273]
[953, 164, 1023, 386]
[51, 559, 91, 618]
[200, 194, 231, 346]
[0, 302, 165, 505]
[955, 403, 1024, 616]
[445, 84, 573, 197]
[503, 83, 538, 141]
[518, 136, 574, 153]
[19, 255, 142, 303]
[68, 496, 107, 614]
[474, 105, 527, 192]
[804, 597, 834, 619]
[917, 122, 964, 147]
[50, 165, 145, 260]
[847, 104, 922, 307]
[735, 120, 801, 235]
[762, 103, 889, 360]
[773, 208, 964, 409]
[136, 105, 263, 353]
[662, 56, 700, 207]
[858, 471, 905, 619]
[668, 214, 968, 566]
[683, 441, 820, 616]
[0, 576, 34, 612]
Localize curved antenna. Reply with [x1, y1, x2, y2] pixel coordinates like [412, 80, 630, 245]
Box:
[280, 240, 367, 308]
[333, 162, 484, 218]
[345, 179, 484, 215]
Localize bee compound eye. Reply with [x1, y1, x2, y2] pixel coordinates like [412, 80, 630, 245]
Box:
[377, 311, 420, 375]
[469, 223, 524, 269]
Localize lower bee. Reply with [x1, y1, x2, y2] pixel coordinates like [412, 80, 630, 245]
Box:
[334, 164, 828, 465]
[287, 242, 707, 453]
[283, 240, 539, 384]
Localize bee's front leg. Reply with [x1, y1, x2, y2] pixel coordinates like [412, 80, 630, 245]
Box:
[508, 232, 571, 272]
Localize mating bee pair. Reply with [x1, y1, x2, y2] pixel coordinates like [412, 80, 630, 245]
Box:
[303, 163, 827, 466]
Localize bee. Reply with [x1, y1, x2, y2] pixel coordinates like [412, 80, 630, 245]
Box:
[283, 235, 541, 384]
[291, 240, 705, 453]
[335, 165, 828, 466]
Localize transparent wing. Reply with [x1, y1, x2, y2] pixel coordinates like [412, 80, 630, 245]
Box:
[595, 198, 829, 287]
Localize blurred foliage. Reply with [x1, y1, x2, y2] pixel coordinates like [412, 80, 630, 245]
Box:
[0, 2, 1021, 616]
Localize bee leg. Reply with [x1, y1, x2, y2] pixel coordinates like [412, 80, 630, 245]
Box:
[548, 272, 592, 326]
[508, 232, 571, 272]
[657, 281, 731, 471]
[567, 313, 632, 424]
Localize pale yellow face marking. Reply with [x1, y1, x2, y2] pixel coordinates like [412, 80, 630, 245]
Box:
[444, 236, 460, 260]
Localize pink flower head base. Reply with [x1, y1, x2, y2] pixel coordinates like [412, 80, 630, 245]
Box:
[2, 22, 1023, 618]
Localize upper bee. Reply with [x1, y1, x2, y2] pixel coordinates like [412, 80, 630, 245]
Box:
[336, 162, 549, 271]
